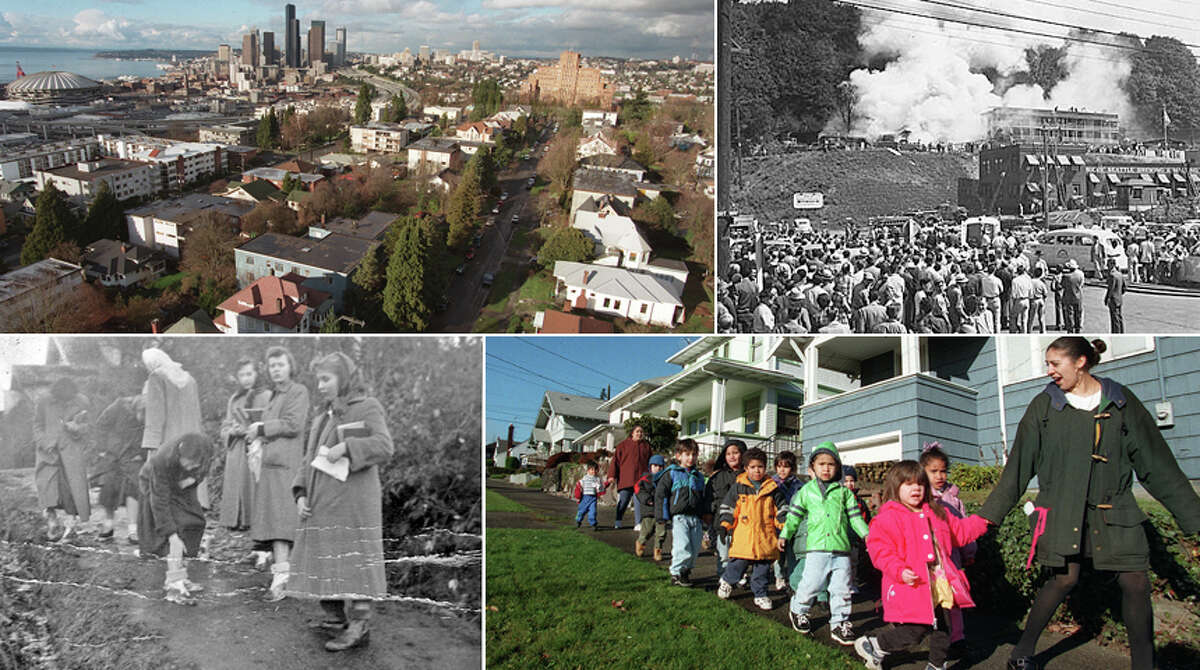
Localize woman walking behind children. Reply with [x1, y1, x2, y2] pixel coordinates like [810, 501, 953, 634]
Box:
[978, 337, 1200, 670]
[33, 378, 92, 542]
[287, 352, 394, 652]
[606, 425, 651, 529]
[139, 433, 214, 606]
[854, 460, 989, 670]
[218, 358, 271, 535]
[246, 346, 310, 601]
[716, 447, 787, 610]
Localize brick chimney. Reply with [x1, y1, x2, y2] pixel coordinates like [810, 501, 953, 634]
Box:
[151, 318, 160, 334]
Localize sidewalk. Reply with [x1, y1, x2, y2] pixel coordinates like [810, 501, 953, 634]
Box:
[488, 480, 1135, 670]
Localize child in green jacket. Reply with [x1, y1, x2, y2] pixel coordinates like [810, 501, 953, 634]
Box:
[777, 442, 869, 645]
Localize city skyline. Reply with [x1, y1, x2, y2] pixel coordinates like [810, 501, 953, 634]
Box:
[0, 1, 714, 61]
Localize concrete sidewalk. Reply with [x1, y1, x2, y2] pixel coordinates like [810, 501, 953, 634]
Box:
[488, 480, 1137, 670]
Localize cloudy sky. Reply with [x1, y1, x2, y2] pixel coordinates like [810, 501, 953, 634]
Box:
[0, 0, 713, 60]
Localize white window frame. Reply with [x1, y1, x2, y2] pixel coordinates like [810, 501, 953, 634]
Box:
[998, 336, 1156, 386]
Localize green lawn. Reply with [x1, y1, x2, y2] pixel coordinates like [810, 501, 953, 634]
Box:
[486, 489, 531, 513]
[515, 270, 556, 303]
[484, 266, 523, 311]
[487, 528, 858, 669]
[150, 271, 187, 291]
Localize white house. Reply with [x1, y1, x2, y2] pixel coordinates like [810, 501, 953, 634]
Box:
[552, 260, 685, 328]
[570, 168, 639, 217]
[407, 137, 464, 175]
[350, 122, 410, 153]
[214, 272, 333, 334]
[454, 121, 499, 145]
[81, 239, 168, 288]
[423, 105, 463, 124]
[577, 132, 619, 159]
[36, 159, 158, 202]
[582, 109, 618, 127]
[532, 390, 608, 454]
[125, 193, 254, 259]
[571, 196, 652, 271]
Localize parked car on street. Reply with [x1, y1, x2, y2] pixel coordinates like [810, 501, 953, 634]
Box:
[482, 272, 494, 287]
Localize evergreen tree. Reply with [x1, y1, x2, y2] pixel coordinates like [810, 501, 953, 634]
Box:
[382, 222, 432, 331]
[446, 157, 482, 249]
[257, 108, 275, 149]
[82, 180, 125, 242]
[354, 83, 375, 124]
[537, 227, 594, 266]
[388, 93, 407, 122]
[21, 183, 78, 265]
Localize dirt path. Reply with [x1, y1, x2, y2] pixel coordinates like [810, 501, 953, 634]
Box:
[3, 469, 480, 670]
[487, 480, 1137, 670]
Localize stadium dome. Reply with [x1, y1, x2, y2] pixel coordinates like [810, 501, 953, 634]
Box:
[6, 71, 103, 105]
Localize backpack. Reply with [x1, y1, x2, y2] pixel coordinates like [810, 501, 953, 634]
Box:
[573, 481, 582, 502]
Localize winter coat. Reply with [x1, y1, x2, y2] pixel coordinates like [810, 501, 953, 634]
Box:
[979, 377, 1200, 571]
[779, 479, 870, 553]
[287, 395, 394, 599]
[33, 393, 91, 520]
[140, 368, 202, 451]
[868, 501, 988, 626]
[719, 473, 787, 561]
[705, 467, 741, 517]
[251, 380, 310, 543]
[654, 464, 709, 520]
[218, 387, 271, 529]
[635, 469, 665, 509]
[93, 396, 145, 510]
[608, 438, 652, 491]
[772, 474, 803, 507]
[932, 482, 977, 566]
[138, 436, 211, 557]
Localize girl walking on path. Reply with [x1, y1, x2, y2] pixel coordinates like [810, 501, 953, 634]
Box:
[606, 424, 651, 529]
[219, 358, 271, 533]
[246, 346, 310, 602]
[34, 378, 92, 542]
[706, 439, 746, 579]
[287, 352, 394, 652]
[139, 433, 213, 606]
[93, 394, 145, 544]
[978, 337, 1200, 670]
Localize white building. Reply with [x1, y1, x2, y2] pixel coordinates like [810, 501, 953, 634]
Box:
[571, 196, 652, 271]
[0, 137, 101, 181]
[98, 135, 229, 192]
[552, 260, 685, 328]
[423, 105, 463, 124]
[125, 193, 255, 259]
[214, 273, 333, 334]
[577, 132, 619, 159]
[582, 109, 618, 127]
[350, 122, 411, 153]
[0, 258, 84, 326]
[36, 159, 158, 202]
[80, 239, 168, 288]
[407, 137, 464, 175]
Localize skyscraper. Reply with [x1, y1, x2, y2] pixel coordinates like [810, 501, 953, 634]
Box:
[419, 45, 430, 63]
[308, 20, 326, 67]
[217, 43, 231, 62]
[284, 4, 299, 68]
[335, 27, 346, 67]
[242, 31, 259, 68]
[262, 32, 275, 65]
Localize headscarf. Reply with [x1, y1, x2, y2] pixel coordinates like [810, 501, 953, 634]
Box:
[142, 348, 192, 389]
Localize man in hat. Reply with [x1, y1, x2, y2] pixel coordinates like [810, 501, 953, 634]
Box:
[1060, 259, 1085, 333]
[1009, 264, 1033, 334]
[1104, 258, 1126, 334]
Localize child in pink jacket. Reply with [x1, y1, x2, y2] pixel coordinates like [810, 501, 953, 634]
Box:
[854, 460, 989, 670]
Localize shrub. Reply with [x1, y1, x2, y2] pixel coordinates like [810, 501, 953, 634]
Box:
[505, 456, 521, 471]
[952, 463, 1004, 491]
[523, 477, 542, 488]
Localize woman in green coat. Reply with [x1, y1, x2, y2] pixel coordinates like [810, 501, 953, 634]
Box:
[979, 337, 1200, 670]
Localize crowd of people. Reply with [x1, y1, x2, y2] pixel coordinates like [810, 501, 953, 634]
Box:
[32, 346, 395, 652]
[572, 338, 1200, 670]
[715, 220, 1200, 334]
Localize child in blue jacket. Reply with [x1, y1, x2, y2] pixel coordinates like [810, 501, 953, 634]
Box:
[634, 454, 668, 560]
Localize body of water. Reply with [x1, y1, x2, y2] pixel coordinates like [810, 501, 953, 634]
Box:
[0, 46, 169, 84]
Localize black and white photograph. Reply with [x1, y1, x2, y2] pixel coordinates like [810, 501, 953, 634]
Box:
[0, 335, 481, 669]
[717, 0, 1200, 335]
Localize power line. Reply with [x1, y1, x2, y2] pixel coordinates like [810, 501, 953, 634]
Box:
[516, 338, 634, 387]
[841, 0, 1200, 55]
[910, 0, 1200, 50]
[1050, 0, 1185, 24]
[486, 353, 596, 397]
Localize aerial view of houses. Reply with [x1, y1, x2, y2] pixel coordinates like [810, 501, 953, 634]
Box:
[0, 25, 713, 333]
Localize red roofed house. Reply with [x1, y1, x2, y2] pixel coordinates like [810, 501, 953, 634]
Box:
[454, 121, 500, 144]
[214, 273, 333, 333]
[533, 309, 614, 334]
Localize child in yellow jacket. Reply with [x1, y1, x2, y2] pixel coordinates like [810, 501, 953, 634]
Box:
[716, 447, 788, 610]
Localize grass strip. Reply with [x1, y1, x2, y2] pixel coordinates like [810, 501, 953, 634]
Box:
[487, 527, 858, 669]
[486, 490, 532, 513]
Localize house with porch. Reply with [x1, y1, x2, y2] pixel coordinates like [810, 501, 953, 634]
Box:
[530, 390, 608, 455]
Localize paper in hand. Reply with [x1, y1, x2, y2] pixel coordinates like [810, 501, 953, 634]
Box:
[247, 439, 263, 482]
[312, 445, 349, 482]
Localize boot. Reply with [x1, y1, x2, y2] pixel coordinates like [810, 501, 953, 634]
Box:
[653, 547, 663, 562]
[265, 562, 289, 602]
[324, 620, 369, 652]
[635, 541, 645, 557]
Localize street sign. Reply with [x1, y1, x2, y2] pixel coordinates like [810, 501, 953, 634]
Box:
[794, 192, 824, 209]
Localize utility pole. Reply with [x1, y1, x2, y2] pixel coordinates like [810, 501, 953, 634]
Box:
[1038, 125, 1050, 225]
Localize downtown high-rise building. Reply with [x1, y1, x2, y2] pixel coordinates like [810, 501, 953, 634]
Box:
[242, 31, 259, 68]
[308, 20, 326, 66]
[335, 27, 346, 67]
[419, 45, 430, 62]
[217, 43, 231, 62]
[262, 31, 275, 65]
[284, 4, 300, 68]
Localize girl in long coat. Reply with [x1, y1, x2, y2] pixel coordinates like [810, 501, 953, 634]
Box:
[140, 348, 207, 511]
[138, 433, 213, 606]
[287, 352, 394, 652]
[93, 394, 145, 544]
[980, 337, 1200, 670]
[218, 358, 270, 533]
[246, 345, 310, 601]
[33, 378, 91, 541]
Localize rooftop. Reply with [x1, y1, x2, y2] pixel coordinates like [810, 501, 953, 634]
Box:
[217, 273, 331, 330]
[408, 137, 461, 154]
[315, 211, 396, 241]
[242, 167, 325, 184]
[542, 390, 608, 422]
[164, 308, 221, 334]
[82, 239, 165, 276]
[0, 258, 82, 303]
[554, 260, 684, 304]
[579, 154, 645, 173]
[237, 232, 375, 274]
[126, 193, 255, 221]
[537, 309, 614, 334]
[573, 168, 638, 197]
[39, 158, 151, 182]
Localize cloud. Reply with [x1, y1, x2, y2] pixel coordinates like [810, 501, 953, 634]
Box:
[71, 10, 131, 42]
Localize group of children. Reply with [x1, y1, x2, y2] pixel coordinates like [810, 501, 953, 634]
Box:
[575, 438, 986, 670]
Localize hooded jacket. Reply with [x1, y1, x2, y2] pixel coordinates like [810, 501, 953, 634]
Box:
[932, 481, 977, 566]
[867, 501, 989, 626]
[979, 377, 1200, 571]
[779, 478, 870, 552]
[654, 463, 709, 519]
[718, 472, 787, 561]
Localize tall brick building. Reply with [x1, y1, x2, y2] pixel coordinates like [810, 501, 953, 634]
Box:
[521, 51, 613, 108]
